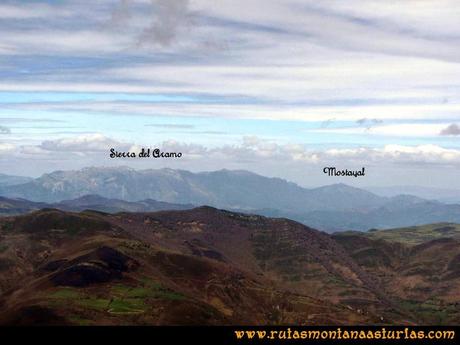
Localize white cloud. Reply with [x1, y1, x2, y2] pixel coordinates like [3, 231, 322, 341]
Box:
[381, 144, 460, 163]
[0, 4, 73, 19]
[0, 30, 133, 56]
[0, 143, 15, 153]
[39, 134, 134, 153]
[155, 137, 460, 166]
[13, 134, 460, 166]
[327, 144, 460, 165]
[20, 145, 52, 156]
[314, 123, 452, 137]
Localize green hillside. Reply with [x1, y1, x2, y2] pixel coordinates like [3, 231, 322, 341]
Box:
[339, 223, 460, 246]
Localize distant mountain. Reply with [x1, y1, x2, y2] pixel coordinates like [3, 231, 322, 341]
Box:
[1, 167, 459, 231]
[337, 222, 460, 246]
[0, 174, 32, 187]
[0, 197, 48, 216]
[0, 195, 194, 216]
[55, 195, 194, 213]
[368, 185, 460, 204]
[256, 199, 460, 232]
[0, 167, 414, 211]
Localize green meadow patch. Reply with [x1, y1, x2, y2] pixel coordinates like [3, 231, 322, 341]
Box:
[46, 279, 186, 318]
[108, 298, 145, 314]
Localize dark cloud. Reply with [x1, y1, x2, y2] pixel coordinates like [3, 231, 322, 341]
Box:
[140, 0, 191, 46]
[0, 126, 11, 134]
[110, 0, 132, 26]
[109, 0, 192, 46]
[320, 118, 336, 128]
[356, 118, 383, 130]
[440, 123, 460, 136]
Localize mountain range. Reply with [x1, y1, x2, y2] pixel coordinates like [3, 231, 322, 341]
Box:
[0, 195, 194, 217]
[0, 174, 32, 187]
[0, 167, 382, 211]
[1, 167, 460, 232]
[0, 207, 459, 325]
[368, 185, 460, 204]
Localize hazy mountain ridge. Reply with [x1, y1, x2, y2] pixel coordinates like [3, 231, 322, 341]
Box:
[1, 167, 458, 231]
[0, 167, 431, 211]
[0, 195, 194, 216]
[257, 200, 460, 232]
[0, 174, 33, 187]
[337, 223, 460, 246]
[368, 185, 460, 204]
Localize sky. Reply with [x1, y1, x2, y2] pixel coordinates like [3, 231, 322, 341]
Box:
[0, 0, 460, 188]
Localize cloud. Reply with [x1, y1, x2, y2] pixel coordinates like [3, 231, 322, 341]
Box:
[0, 118, 65, 124]
[0, 126, 11, 134]
[139, 0, 192, 46]
[39, 134, 134, 153]
[3, 134, 460, 185]
[0, 3, 72, 19]
[193, 131, 227, 135]
[320, 118, 336, 128]
[7, 131, 460, 166]
[326, 144, 460, 165]
[144, 124, 226, 135]
[440, 123, 460, 136]
[314, 123, 450, 137]
[0, 143, 15, 153]
[20, 145, 52, 156]
[6, 95, 460, 123]
[157, 136, 460, 166]
[2, 1, 460, 183]
[110, 0, 133, 26]
[2, 0, 460, 126]
[240, 138, 460, 166]
[145, 123, 195, 129]
[356, 118, 384, 130]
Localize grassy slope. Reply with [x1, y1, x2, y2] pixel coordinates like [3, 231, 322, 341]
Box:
[339, 223, 460, 246]
[334, 223, 460, 324]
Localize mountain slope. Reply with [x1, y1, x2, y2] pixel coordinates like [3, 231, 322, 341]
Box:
[0, 167, 387, 212]
[0, 207, 417, 325]
[1, 167, 459, 232]
[2, 208, 460, 325]
[0, 174, 32, 187]
[368, 185, 460, 204]
[0, 197, 48, 216]
[258, 201, 460, 232]
[338, 223, 460, 246]
[0, 195, 194, 217]
[333, 225, 460, 324]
